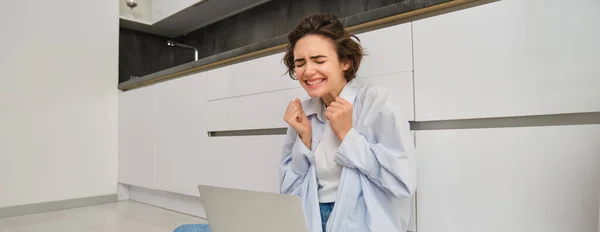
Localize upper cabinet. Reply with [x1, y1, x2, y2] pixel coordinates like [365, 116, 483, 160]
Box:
[119, 0, 198, 24]
[119, 0, 274, 38]
[119, 0, 153, 24]
[412, 0, 600, 121]
[150, 0, 199, 22]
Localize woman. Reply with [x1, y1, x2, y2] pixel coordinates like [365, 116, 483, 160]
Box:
[279, 13, 416, 232]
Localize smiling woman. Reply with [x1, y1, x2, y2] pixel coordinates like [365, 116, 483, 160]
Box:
[283, 14, 363, 100]
[279, 13, 417, 232]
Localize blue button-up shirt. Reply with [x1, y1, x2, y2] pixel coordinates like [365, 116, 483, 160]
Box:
[279, 79, 417, 232]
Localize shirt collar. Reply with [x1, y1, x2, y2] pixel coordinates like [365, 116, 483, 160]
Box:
[304, 79, 359, 123]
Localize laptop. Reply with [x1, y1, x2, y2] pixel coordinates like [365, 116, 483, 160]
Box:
[198, 185, 309, 232]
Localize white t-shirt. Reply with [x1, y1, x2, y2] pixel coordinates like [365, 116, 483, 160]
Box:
[314, 117, 343, 203]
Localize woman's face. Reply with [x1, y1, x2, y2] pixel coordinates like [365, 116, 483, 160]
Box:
[293, 34, 350, 99]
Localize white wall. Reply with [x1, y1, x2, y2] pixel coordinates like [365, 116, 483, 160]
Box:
[0, 0, 119, 208]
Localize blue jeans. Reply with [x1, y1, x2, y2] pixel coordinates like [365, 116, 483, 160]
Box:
[173, 202, 336, 232]
[319, 202, 335, 232]
[173, 224, 211, 232]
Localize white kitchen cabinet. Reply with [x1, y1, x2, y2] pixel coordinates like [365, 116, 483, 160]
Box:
[356, 71, 415, 121]
[154, 73, 208, 196]
[206, 87, 308, 132]
[118, 85, 155, 189]
[416, 125, 600, 232]
[205, 52, 294, 101]
[356, 22, 413, 78]
[205, 135, 286, 193]
[207, 71, 415, 132]
[413, 0, 600, 121]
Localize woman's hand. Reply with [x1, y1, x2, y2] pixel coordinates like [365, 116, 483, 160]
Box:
[284, 98, 312, 148]
[326, 96, 353, 141]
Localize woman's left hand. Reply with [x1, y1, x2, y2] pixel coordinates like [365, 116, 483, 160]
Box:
[325, 96, 353, 141]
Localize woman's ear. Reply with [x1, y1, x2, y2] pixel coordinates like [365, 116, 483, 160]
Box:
[341, 59, 351, 71]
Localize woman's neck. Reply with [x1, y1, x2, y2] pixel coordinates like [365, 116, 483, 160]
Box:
[322, 84, 346, 106]
[322, 93, 336, 107]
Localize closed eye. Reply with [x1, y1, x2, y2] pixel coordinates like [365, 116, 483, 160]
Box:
[294, 55, 326, 67]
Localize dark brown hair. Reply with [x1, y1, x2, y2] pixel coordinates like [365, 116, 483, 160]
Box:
[283, 13, 364, 81]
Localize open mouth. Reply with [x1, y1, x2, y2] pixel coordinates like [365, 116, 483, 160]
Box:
[305, 78, 325, 87]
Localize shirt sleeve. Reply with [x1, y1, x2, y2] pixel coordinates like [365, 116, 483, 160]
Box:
[333, 86, 417, 199]
[279, 126, 313, 196]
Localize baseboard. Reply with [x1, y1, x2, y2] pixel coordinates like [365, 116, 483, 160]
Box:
[125, 184, 207, 218]
[0, 194, 118, 219]
[118, 183, 131, 200]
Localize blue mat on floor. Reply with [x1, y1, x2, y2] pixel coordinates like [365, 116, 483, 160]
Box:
[173, 224, 211, 232]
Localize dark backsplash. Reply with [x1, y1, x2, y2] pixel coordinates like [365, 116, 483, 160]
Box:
[119, 28, 195, 83]
[118, 0, 447, 83]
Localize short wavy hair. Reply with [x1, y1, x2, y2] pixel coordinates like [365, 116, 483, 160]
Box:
[283, 13, 364, 81]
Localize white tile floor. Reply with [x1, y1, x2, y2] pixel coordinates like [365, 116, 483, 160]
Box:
[0, 200, 208, 232]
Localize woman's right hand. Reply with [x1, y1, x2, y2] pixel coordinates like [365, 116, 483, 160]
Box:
[284, 98, 312, 148]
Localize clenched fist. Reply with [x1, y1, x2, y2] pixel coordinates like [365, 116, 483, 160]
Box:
[284, 98, 312, 149]
[325, 95, 353, 141]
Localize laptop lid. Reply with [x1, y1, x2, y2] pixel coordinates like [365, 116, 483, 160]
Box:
[198, 185, 308, 232]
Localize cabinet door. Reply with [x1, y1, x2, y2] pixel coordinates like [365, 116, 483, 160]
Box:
[205, 135, 286, 193]
[206, 87, 308, 132]
[205, 52, 294, 101]
[154, 73, 208, 196]
[413, 0, 600, 121]
[356, 22, 413, 78]
[118, 86, 155, 189]
[356, 72, 415, 121]
[416, 125, 600, 232]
